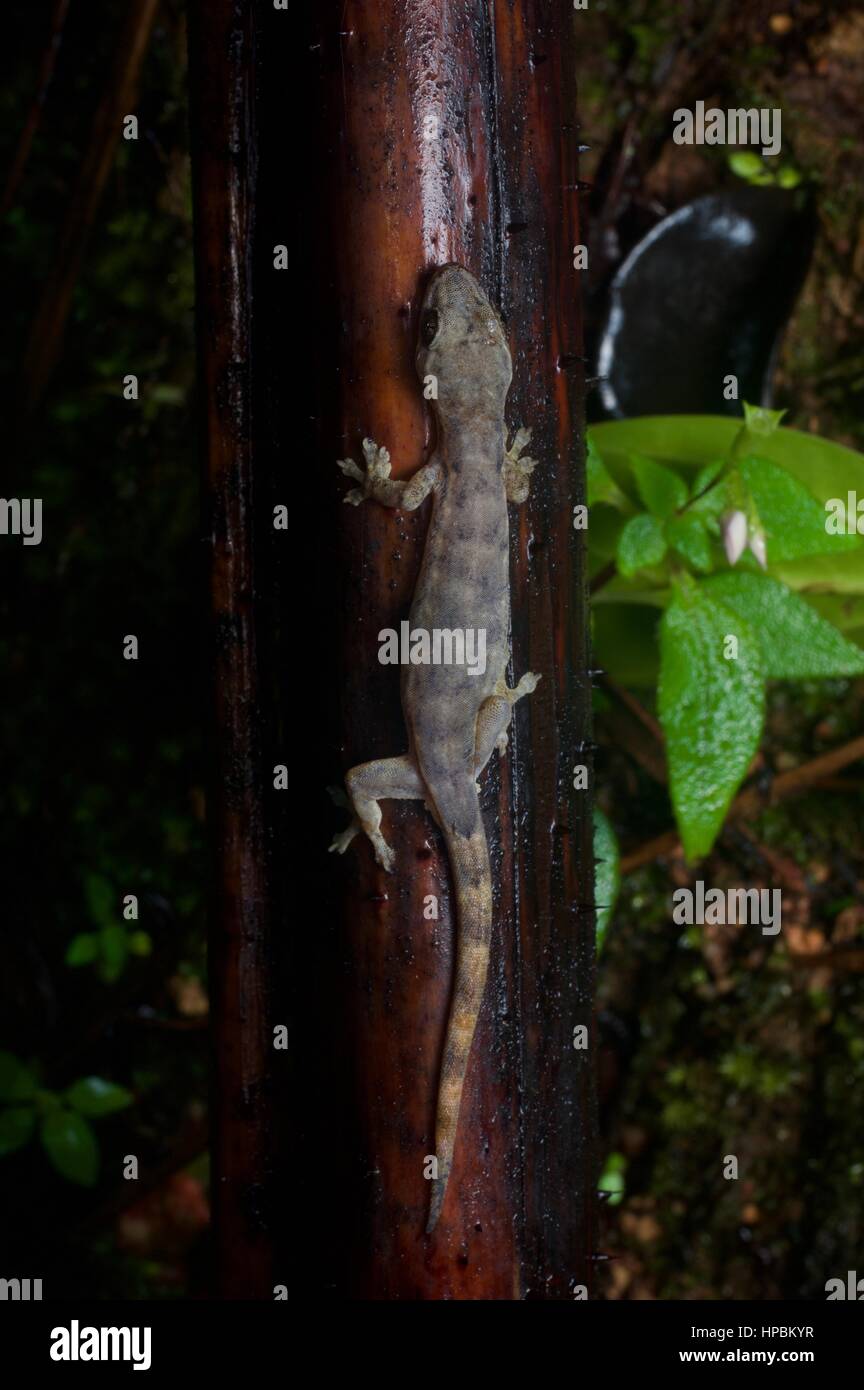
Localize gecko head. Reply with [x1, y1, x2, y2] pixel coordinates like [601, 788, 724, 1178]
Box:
[415, 264, 512, 417]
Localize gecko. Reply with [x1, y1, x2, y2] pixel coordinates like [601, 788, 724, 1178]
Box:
[330, 264, 541, 1233]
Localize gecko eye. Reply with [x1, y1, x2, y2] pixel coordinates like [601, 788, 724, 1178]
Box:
[420, 309, 440, 346]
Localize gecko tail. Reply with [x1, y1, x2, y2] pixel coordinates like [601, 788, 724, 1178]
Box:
[426, 1170, 449, 1234]
[423, 781, 492, 1235]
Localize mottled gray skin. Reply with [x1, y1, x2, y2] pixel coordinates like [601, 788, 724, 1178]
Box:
[331, 264, 540, 1232]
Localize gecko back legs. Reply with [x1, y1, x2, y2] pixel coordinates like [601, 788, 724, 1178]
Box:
[329, 754, 423, 872]
[329, 672, 540, 870]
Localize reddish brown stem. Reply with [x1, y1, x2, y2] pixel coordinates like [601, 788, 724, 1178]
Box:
[0, 0, 71, 218]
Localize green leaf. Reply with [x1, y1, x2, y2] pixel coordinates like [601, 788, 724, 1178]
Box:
[99, 924, 128, 982]
[701, 573, 864, 678]
[40, 1109, 99, 1186]
[128, 930, 152, 957]
[617, 513, 668, 577]
[691, 459, 726, 497]
[658, 585, 765, 859]
[0, 1052, 37, 1104]
[0, 1106, 36, 1157]
[587, 433, 630, 509]
[594, 810, 621, 951]
[65, 932, 99, 967]
[587, 505, 628, 568]
[742, 403, 786, 438]
[590, 414, 864, 592]
[739, 455, 859, 564]
[590, 416, 864, 510]
[728, 151, 765, 180]
[666, 513, 714, 572]
[777, 166, 802, 189]
[631, 454, 688, 518]
[65, 1077, 133, 1117]
[84, 874, 116, 927]
[598, 1151, 627, 1206]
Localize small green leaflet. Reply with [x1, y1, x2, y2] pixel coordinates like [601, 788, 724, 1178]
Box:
[594, 809, 621, 951]
[587, 432, 630, 510]
[65, 932, 99, 966]
[742, 402, 786, 438]
[40, 1109, 99, 1187]
[84, 874, 116, 926]
[631, 454, 688, 519]
[739, 455, 858, 564]
[658, 584, 765, 860]
[617, 513, 667, 576]
[691, 459, 726, 497]
[598, 1151, 627, 1206]
[701, 573, 864, 678]
[666, 513, 713, 572]
[64, 1076, 134, 1117]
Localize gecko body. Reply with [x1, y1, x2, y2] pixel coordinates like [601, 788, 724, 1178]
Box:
[331, 264, 540, 1232]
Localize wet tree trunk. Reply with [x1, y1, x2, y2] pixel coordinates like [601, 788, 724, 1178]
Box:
[192, 0, 595, 1300]
[285, 0, 596, 1301]
[188, 0, 275, 1300]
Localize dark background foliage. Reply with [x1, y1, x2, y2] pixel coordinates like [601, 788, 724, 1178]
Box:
[1, 0, 207, 1298]
[580, 0, 864, 1298]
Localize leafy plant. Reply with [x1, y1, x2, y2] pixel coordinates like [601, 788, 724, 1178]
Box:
[65, 874, 152, 982]
[0, 1051, 132, 1187]
[727, 149, 802, 189]
[594, 809, 621, 951]
[590, 405, 864, 860]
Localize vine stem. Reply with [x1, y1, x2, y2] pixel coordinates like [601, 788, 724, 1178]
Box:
[620, 733, 864, 873]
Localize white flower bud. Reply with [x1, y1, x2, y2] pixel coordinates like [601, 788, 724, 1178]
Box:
[749, 530, 768, 569]
[722, 509, 747, 565]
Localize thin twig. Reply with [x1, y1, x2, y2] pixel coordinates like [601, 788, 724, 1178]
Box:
[20, 0, 160, 411]
[0, 0, 71, 218]
[600, 673, 664, 743]
[620, 733, 864, 874]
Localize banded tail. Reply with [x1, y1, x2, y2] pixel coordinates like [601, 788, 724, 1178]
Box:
[424, 777, 493, 1234]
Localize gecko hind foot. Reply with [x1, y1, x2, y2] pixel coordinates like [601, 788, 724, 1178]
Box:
[329, 822, 360, 855]
[370, 835, 396, 873]
[504, 426, 539, 504]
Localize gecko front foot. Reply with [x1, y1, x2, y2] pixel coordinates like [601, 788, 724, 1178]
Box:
[495, 674, 541, 747]
[504, 426, 539, 504]
[337, 437, 392, 506]
[510, 670, 541, 701]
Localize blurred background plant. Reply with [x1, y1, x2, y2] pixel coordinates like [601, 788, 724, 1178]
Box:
[581, 0, 864, 1300]
[0, 0, 207, 1299]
